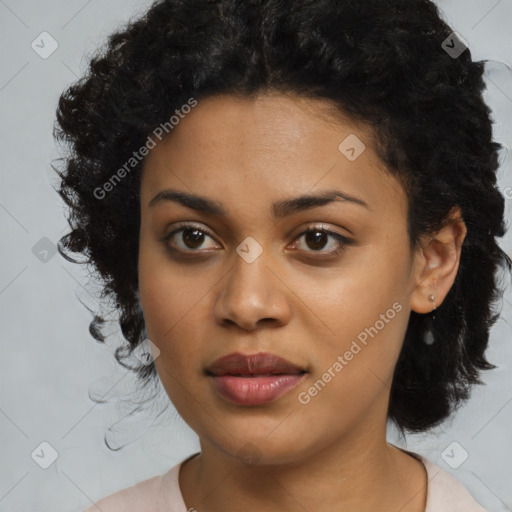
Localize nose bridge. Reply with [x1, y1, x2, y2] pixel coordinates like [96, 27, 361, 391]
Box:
[232, 237, 270, 292]
[214, 236, 289, 329]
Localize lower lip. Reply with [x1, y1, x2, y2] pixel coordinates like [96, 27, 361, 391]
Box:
[210, 373, 307, 406]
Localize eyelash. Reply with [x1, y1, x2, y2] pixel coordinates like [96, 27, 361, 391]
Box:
[160, 222, 353, 259]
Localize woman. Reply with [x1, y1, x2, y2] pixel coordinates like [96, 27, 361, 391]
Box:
[54, 0, 511, 510]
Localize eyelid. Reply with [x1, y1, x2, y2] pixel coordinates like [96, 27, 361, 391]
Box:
[160, 221, 220, 246]
[160, 221, 353, 255]
[289, 224, 352, 257]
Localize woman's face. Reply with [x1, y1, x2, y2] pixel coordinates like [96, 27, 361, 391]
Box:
[138, 93, 422, 464]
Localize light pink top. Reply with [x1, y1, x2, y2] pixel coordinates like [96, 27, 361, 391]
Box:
[83, 448, 488, 511]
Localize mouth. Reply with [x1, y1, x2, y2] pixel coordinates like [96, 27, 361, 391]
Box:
[211, 372, 308, 377]
[206, 352, 308, 406]
[205, 351, 307, 376]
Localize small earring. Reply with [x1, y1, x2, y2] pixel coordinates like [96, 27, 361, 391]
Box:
[423, 294, 437, 345]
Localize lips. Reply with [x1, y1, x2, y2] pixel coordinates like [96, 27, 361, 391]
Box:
[206, 352, 307, 377]
[206, 352, 308, 405]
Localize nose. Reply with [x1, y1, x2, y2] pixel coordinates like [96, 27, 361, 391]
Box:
[213, 247, 292, 332]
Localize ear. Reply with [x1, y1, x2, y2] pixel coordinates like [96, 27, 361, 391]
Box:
[409, 206, 467, 314]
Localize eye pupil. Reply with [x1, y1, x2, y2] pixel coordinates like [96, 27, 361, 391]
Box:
[183, 229, 205, 248]
[165, 225, 346, 257]
[305, 230, 327, 250]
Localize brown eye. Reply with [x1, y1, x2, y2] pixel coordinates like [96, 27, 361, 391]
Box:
[181, 228, 206, 249]
[162, 223, 219, 252]
[294, 226, 351, 256]
[303, 230, 329, 250]
[161, 222, 352, 259]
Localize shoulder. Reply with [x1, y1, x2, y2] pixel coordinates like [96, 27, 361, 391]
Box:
[82, 463, 183, 512]
[411, 451, 489, 512]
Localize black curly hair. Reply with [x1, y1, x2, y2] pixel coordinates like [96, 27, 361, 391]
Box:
[53, 0, 512, 437]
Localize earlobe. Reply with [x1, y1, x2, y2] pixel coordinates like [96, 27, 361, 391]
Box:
[423, 294, 437, 345]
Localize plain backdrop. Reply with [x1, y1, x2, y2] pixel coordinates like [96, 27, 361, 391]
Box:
[1, 1, 511, 511]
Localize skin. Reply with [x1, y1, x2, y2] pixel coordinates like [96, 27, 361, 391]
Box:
[138, 92, 467, 512]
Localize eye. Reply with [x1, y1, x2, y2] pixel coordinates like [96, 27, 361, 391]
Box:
[160, 222, 353, 258]
[162, 222, 219, 252]
[291, 225, 352, 257]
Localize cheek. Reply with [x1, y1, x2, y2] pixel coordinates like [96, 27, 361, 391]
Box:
[301, 243, 411, 392]
[137, 240, 228, 402]
[139, 265, 210, 417]
[307, 245, 408, 341]
[139, 270, 208, 368]
[293, 277, 408, 438]
[138, 230, 209, 341]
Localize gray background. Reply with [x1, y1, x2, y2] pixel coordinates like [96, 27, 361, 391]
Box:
[1, 1, 511, 511]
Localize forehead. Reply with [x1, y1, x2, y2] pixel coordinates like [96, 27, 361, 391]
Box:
[141, 93, 407, 222]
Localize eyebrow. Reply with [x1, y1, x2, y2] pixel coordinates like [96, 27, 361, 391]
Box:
[148, 187, 371, 218]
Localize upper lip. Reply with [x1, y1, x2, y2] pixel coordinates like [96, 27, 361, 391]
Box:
[206, 352, 307, 376]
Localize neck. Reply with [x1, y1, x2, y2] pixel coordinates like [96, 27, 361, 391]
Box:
[179, 425, 427, 512]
